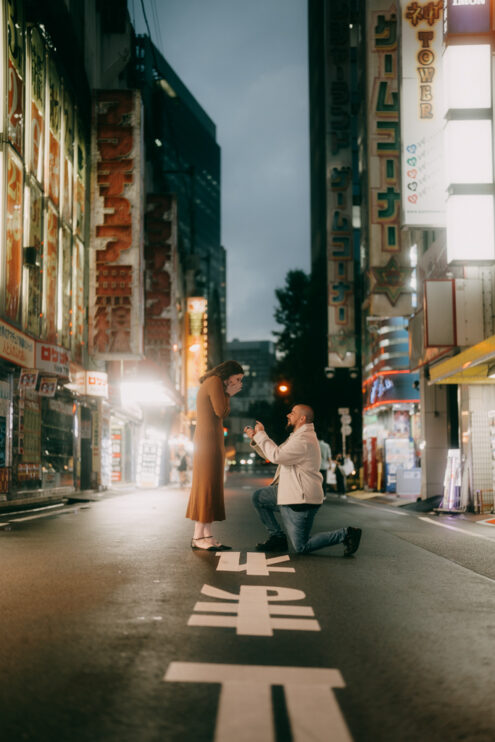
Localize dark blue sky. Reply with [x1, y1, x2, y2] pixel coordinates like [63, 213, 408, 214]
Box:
[130, 0, 310, 342]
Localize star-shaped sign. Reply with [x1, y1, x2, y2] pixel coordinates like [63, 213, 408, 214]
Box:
[371, 256, 413, 305]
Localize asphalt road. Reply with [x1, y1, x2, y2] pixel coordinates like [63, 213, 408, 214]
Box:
[1, 472, 495, 742]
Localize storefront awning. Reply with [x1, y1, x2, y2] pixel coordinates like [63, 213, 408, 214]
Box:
[429, 334, 495, 384]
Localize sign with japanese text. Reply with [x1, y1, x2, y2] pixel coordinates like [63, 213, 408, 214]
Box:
[46, 56, 61, 207]
[61, 90, 74, 226]
[72, 238, 85, 362]
[5, 148, 24, 323]
[7, 0, 24, 155]
[25, 180, 43, 336]
[74, 114, 86, 240]
[367, 1, 412, 315]
[90, 90, 144, 359]
[326, 2, 356, 369]
[186, 297, 207, 415]
[60, 226, 72, 349]
[400, 0, 445, 227]
[144, 194, 179, 371]
[36, 342, 70, 377]
[28, 26, 45, 183]
[86, 372, 108, 397]
[0, 319, 35, 368]
[42, 201, 59, 343]
[70, 370, 108, 398]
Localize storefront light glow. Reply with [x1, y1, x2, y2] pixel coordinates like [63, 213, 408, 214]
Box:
[444, 45, 491, 110]
[445, 120, 492, 184]
[121, 381, 176, 407]
[446, 194, 495, 262]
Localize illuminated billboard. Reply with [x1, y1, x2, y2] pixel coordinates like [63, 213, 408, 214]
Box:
[366, 0, 413, 316]
[400, 0, 445, 227]
[186, 297, 207, 416]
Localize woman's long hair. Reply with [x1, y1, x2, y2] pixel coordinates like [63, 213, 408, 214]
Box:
[200, 360, 244, 384]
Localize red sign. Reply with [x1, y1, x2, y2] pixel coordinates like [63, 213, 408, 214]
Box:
[43, 203, 59, 343]
[5, 149, 23, 322]
[144, 194, 178, 368]
[29, 27, 45, 180]
[90, 90, 143, 359]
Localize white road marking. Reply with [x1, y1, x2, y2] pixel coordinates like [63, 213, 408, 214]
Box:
[348, 499, 409, 516]
[476, 518, 495, 527]
[189, 584, 320, 636]
[7, 506, 82, 523]
[215, 551, 295, 575]
[418, 516, 495, 543]
[164, 662, 353, 742]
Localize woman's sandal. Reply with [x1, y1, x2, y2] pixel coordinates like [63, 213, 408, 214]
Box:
[211, 539, 232, 551]
[190, 537, 232, 551]
[191, 537, 218, 551]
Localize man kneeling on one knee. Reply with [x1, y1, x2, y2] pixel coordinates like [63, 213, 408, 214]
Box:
[244, 404, 361, 556]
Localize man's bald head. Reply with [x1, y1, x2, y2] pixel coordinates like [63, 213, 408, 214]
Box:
[296, 404, 314, 423]
[288, 404, 315, 429]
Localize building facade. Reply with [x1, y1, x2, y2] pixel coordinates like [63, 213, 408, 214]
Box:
[225, 339, 276, 462]
[309, 0, 495, 509]
[134, 36, 226, 369]
[0, 0, 224, 505]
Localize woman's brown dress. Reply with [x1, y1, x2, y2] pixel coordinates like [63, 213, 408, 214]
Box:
[185, 375, 230, 522]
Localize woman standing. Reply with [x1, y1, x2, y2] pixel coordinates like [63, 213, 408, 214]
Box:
[186, 360, 244, 550]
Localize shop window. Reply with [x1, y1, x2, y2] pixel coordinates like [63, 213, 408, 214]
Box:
[41, 396, 74, 488]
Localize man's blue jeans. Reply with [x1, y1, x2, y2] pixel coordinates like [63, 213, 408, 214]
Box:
[252, 485, 347, 553]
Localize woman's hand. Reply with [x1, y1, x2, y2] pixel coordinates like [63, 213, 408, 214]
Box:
[225, 377, 243, 396]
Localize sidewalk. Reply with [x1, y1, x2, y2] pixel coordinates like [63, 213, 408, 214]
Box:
[345, 489, 416, 508]
[344, 488, 495, 524]
[0, 482, 137, 515]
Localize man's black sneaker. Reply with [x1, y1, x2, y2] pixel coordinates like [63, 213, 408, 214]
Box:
[343, 527, 362, 557]
[256, 534, 288, 552]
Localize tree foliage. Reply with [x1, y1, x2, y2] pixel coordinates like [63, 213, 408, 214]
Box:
[272, 268, 361, 455]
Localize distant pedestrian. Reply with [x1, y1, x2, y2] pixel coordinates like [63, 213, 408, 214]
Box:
[177, 449, 189, 486]
[186, 360, 244, 551]
[335, 453, 347, 495]
[318, 436, 332, 496]
[244, 405, 362, 556]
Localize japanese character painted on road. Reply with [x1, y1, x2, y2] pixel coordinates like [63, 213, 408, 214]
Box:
[188, 584, 320, 636]
[164, 662, 352, 742]
[215, 551, 295, 576]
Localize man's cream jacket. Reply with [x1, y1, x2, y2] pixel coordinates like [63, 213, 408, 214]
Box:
[251, 423, 324, 505]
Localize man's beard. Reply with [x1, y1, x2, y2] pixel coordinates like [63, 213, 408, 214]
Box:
[285, 422, 294, 432]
